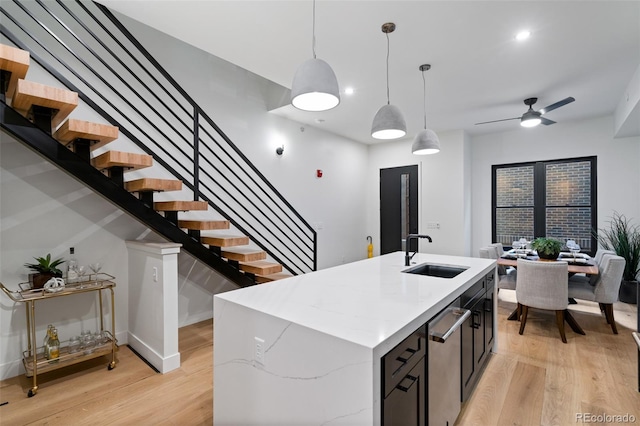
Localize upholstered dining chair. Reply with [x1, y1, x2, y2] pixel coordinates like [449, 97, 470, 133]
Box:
[516, 259, 574, 343]
[568, 254, 625, 334]
[479, 247, 516, 290]
[569, 248, 616, 285]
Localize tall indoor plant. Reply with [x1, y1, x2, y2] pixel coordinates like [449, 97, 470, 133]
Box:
[596, 212, 640, 304]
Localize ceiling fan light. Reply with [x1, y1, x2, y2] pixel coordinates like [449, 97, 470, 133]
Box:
[412, 129, 440, 155]
[520, 110, 542, 127]
[371, 104, 407, 139]
[291, 58, 340, 112]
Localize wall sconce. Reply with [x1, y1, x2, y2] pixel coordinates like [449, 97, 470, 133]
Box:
[276, 145, 284, 156]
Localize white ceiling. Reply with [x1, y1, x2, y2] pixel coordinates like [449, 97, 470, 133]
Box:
[101, 1, 640, 145]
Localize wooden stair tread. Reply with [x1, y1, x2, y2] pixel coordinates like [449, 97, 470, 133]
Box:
[222, 247, 267, 262]
[178, 220, 229, 230]
[92, 151, 152, 171]
[154, 201, 208, 211]
[12, 79, 78, 128]
[125, 178, 182, 193]
[240, 261, 282, 276]
[0, 44, 30, 99]
[255, 272, 293, 284]
[54, 118, 118, 150]
[201, 234, 250, 247]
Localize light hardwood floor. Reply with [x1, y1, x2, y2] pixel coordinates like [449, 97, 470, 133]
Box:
[0, 298, 637, 425]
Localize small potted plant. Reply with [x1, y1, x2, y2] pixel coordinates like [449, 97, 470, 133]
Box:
[24, 253, 65, 289]
[531, 237, 562, 260]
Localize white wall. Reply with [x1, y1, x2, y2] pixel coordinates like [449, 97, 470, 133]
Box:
[366, 130, 471, 257]
[470, 115, 640, 257]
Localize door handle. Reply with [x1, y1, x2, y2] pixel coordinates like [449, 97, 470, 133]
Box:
[472, 311, 481, 329]
[396, 374, 418, 392]
[430, 308, 471, 343]
[396, 348, 417, 363]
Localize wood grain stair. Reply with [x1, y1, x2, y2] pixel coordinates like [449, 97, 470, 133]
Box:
[125, 178, 183, 207]
[255, 272, 293, 284]
[239, 261, 282, 276]
[154, 201, 208, 225]
[54, 118, 119, 156]
[178, 219, 230, 240]
[11, 79, 78, 131]
[222, 247, 267, 262]
[201, 234, 250, 248]
[92, 151, 153, 186]
[0, 43, 30, 99]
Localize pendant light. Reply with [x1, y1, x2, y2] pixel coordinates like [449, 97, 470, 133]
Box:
[371, 22, 406, 140]
[291, 0, 340, 112]
[412, 64, 440, 155]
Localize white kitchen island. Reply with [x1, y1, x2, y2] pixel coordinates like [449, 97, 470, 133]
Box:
[213, 252, 496, 425]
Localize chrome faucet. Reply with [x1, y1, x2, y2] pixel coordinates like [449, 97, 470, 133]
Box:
[405, 234, 433, 266]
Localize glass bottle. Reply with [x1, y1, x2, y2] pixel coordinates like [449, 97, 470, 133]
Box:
[67, 247, 78, 282]
[43, 324, 53, 357]
[47, 328, 60, 362]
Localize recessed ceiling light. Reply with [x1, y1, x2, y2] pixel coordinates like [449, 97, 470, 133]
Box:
[516, 30, 531, 41]
[345, 87, 354, 95]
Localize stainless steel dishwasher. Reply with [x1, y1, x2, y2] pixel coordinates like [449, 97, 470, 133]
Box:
[428, 300, 471, 425]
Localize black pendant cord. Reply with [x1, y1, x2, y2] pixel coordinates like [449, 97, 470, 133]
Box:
[386, 32, 390, 105]
[312, 0, 316, 59]
[422, 69, 427, 129]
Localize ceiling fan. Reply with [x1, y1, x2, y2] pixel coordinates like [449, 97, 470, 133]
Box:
[475, 97, 575, 127]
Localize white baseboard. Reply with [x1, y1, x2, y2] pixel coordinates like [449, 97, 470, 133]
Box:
[127, 332, 180, 374]
[0, 358, 23, 381]
[179, 310, 213, 328]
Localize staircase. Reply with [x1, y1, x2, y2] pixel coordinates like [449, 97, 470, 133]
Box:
[0, 42, 289, 287]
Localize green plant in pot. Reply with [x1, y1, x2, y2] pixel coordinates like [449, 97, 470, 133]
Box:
[596, 212, 640, 304]
[24, 253, 65, 289]
[531, 237, 562, 260]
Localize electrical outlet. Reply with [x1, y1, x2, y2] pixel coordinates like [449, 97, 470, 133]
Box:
[153, 267, 158, 282]
[254, 337, 265, 366]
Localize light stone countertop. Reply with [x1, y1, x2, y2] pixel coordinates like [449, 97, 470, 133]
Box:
[216, 252, 496, 352]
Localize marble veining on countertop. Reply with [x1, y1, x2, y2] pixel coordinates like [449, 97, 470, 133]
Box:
[216, 252, 495, 350]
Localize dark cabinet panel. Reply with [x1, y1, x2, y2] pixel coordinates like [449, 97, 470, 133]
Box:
[383, 357, 426, 426]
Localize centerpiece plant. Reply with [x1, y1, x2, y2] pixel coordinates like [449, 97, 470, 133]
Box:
[24, 253, 65, 289]
[531, 237, 562, 260]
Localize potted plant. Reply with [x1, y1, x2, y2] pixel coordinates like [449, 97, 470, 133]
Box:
[596, 212, 640, 304]
[24, 253, 65, 289]
[531, 237, 562, 260]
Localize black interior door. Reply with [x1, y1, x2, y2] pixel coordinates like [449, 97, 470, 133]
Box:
[380, 165, 418, 255]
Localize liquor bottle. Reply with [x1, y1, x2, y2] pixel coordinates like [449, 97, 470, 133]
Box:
[47, 328, 60, 362]
[43, 324, 53, 357]
[67, 247, 78, 282]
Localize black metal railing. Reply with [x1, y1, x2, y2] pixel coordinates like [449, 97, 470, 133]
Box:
[0, 0, 316, 275]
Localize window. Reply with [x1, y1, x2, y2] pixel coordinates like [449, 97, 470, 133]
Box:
[492, 157, 597, 254]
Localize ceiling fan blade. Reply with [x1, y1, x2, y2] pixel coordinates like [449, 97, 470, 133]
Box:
[541, 117, 556, 125]
[539, 97, 575, 114]
[474, 117, 520, 125]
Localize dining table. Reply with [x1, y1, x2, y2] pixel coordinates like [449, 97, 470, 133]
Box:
[496, 252, 599, 336]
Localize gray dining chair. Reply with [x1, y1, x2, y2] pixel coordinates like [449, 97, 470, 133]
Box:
[479, 246, 516, 290]
[516, 259, 576, 343]
[569, 248, 616, 285]
[568, 254, 626, 334]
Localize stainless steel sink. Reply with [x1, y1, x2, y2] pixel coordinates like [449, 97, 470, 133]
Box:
[402, 263, 468, 279]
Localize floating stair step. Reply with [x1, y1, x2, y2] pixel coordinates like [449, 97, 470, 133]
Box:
[92, 151, 152, 171]
[0, 44, 29, 99]
[54, 118, 118, 150]
[154, 201, 208, 212]
[125, 178, 182, 193]
[240, 261, 282, 276]
[201, 234, 250, 248]
[222, 247, 267, 262]
[255, 272, 293, 284]
[11, 79, 78, 129]
[178, 220, 229, 231]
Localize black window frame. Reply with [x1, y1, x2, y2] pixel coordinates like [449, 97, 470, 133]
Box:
[492, 156, 598, 255]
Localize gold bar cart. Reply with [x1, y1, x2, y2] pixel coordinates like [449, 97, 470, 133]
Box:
[0, 273, 117, 397]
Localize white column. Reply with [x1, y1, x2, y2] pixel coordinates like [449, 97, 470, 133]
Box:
[126, 240, 182, 373]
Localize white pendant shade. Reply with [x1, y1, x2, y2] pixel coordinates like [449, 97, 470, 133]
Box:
[371, 104, 407, 139]
[291, 58, 340, 112]
[412, 129, 440, 155]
